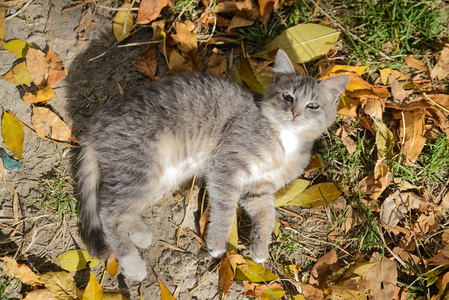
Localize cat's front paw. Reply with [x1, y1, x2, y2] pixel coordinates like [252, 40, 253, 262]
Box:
[120, 253, 148, 281]
[250, 242, 269, 264]
[128, 230, 152, 249]
[207, 238, 227, 259]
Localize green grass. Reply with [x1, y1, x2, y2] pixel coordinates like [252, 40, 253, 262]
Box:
[30, 176, 78, 218]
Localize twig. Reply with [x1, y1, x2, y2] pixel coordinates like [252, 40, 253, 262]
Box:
[61, 0, 92, 13]
[176, 175, 196, 246]
[46, 5, 55, 42]
[5, 0, 34, 20]
[117, 40, 161, 48]
[376, 225, 408, 269]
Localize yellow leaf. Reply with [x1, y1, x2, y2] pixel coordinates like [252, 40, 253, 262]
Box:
[157, 277, 176, 300]
[112, 3, 134, 42]
[3, 39, 34, 58]
[327, 65, 368, 76]
[32, 106, 79, 143]
[372, 119, 395, 160]
[227, 216, 238, 253]
[1, 111, 24, 160]
[244, 281, 286, 299]
[379, 68, 407, 85]
[398, 110, 426, 164]
[57, 249, 102, 272]
[255, 24, 340, 64]
[274, 179, 310, 207]
[234, 259, 279, 283]
[23, 86, 57, 104]
[1, 61, 33, 85]
[40, 271, 78, 299]
[22, 289, 59, 300]
[0, 256, 43, 285]
[106, 253, 119, 278]
[83, 273, 105, 300]
[286, 182, 341, 208]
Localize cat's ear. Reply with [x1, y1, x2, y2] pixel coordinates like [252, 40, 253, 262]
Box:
[319, 75, 350, 104]
[273, 49, 295, 82]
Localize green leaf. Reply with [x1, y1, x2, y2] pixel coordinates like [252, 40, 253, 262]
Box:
[274, 179, 310, 207]
[57, 249, 102, 271]
[1, 61, 33, 85]
[255, 24, 340, 64]
[83, 272, 104, 300]
[4, 39, 34, 58]
[234, 259, 279, 283]
[157, 277, 176, 300]
[1, 111, 24, 160]
[286, 182, 342, 208]
[239, 52, 265, 94]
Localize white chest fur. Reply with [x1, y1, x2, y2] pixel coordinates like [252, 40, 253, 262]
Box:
[279, 128, 301, 158]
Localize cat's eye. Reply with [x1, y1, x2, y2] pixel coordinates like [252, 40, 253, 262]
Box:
[306, 103, 320, 110]
[282, 93, 293, 102]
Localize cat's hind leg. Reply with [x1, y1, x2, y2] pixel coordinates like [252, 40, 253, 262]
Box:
[100, 207, 149, 281]
[240, 192, 276, 263]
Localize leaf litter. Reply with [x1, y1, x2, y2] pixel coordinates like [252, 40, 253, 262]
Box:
[1, 0, 449, 299]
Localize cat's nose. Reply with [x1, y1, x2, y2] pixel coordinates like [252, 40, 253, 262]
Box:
[292, 111, 300, 118]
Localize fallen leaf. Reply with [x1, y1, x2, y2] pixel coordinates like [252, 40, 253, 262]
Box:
[136, 0, 168, 25]
[323, 65, 368, 77]
[169, 48, 191, 74]
[248, 56, 273, 89]
[113, 3, 134, 42]
[106, 253, 119, 278]
[227, 216, 238, 253]
[274, 179, 310, 207]
[309, 249, 339, 289]
[427, 252, 449, 266]
[40, 271, 78, 299]
[366, 258, 397, 300]
[1, 61, 33, 85]
[199, 204, 210, 236]
[414, 214, 439, 238]
[379, 68, 407, 85]
[1, 111, 25, 160]
[46, 48, 67, 87]
[337, 95, 359, 117]
[303, 154, 325, 173]
[355, 158, 393, 200]
[396, 109, 426, 164]
[372, 119, 394, 160]
[388, 74, 409, 101]
[258, 0, 281, 28]
[226, 15, 254, 34]
[172, 21, 203, 72]
[286, 182, 342, 208]
[57, 249, 101, 272]
[360, 93, 385, 121]
[83, 272, 104, 300]
[244, 281, 286, 299]
[26, 48, 48, 88]
[255, 23, 340, 64]
[0, 256, 43, 285]
[215, 0, 253, 14]
[32, 106, 79, 143]
[23, 86, 57, 104]
[328, 285, 366, 300]
[207, 48, 227, 78]
[404, 55, 428, 71]
[134, 43, 158, 79]
[335, 127, 357, 154]
[3, 39, 34, 58]
[157, 277, 176, 300]
[234, 259, 279, 282]
[431, 46, 449, 80]
[299, 282, 324, 300]
[344, 206, 366, 233]
[22, 289, 59, 300]
[380, 191, 426, 228]
[239, 51, 265, 94]
[219, 256, 233, 295]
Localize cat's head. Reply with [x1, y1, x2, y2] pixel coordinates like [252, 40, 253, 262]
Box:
[262, 49, 350, 141]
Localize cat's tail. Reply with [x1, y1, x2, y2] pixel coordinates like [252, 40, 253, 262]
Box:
[77, 142, 111, 259]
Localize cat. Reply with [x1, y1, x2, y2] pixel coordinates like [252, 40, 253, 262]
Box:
[77, 49, 349, 281]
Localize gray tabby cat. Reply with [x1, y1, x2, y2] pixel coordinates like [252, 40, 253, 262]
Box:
[77, 49, 349, 281]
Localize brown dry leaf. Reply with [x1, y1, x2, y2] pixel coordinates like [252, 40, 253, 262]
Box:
[360, 94, 385, 121]
[106, 253, 119, 278]
[169, 48, 191, 75]
[431, 45, 449, 80]
[2, 61, 33, 85]
[355, 158, 393, 201]
[397, 109, 426, 164]
[226, 15, 254, 34]
[309, 249, 339, 290]
[219, 256, 233, 295]
[414, 214, 439, 238]
[379, 68, 407, 85]
[0, 1, 5, 46]
[258, 0, 281, 28]
[304, 154, 325, 173]
[366, 257, 397, 300]
[172, 21, 197, 53]
[134, 43, 158, 79]
[328, 285, 366, 300]
[427, 108, 449, 136]
[427, 252, 449, 266]
[344, 206, 366, 233]
[244, 281, 286, 299]
[443, 192, 449, 210]
[215, 0, 253, 14]
[388, 74, 409, 101]
[337, 95, 360, 117]
[199, 204, 209, 236]
[207, 48, 227, 78]
[136, 0, 168, 25]
[23, 86, 57, 104]
[46, 48, 67, 87]
[380, 191, 426, 228]
[0, 256, 43, 285]
[404, 55, 428, 71]
[335, 127, 356, 154]
[392, 247, 421, 268]
[299, 282, 324, 300]
[248, 56, 273, 89]
[22, 289, 58, 300]
[32, 106, 79, 143]
[26, 48, 48, 88]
